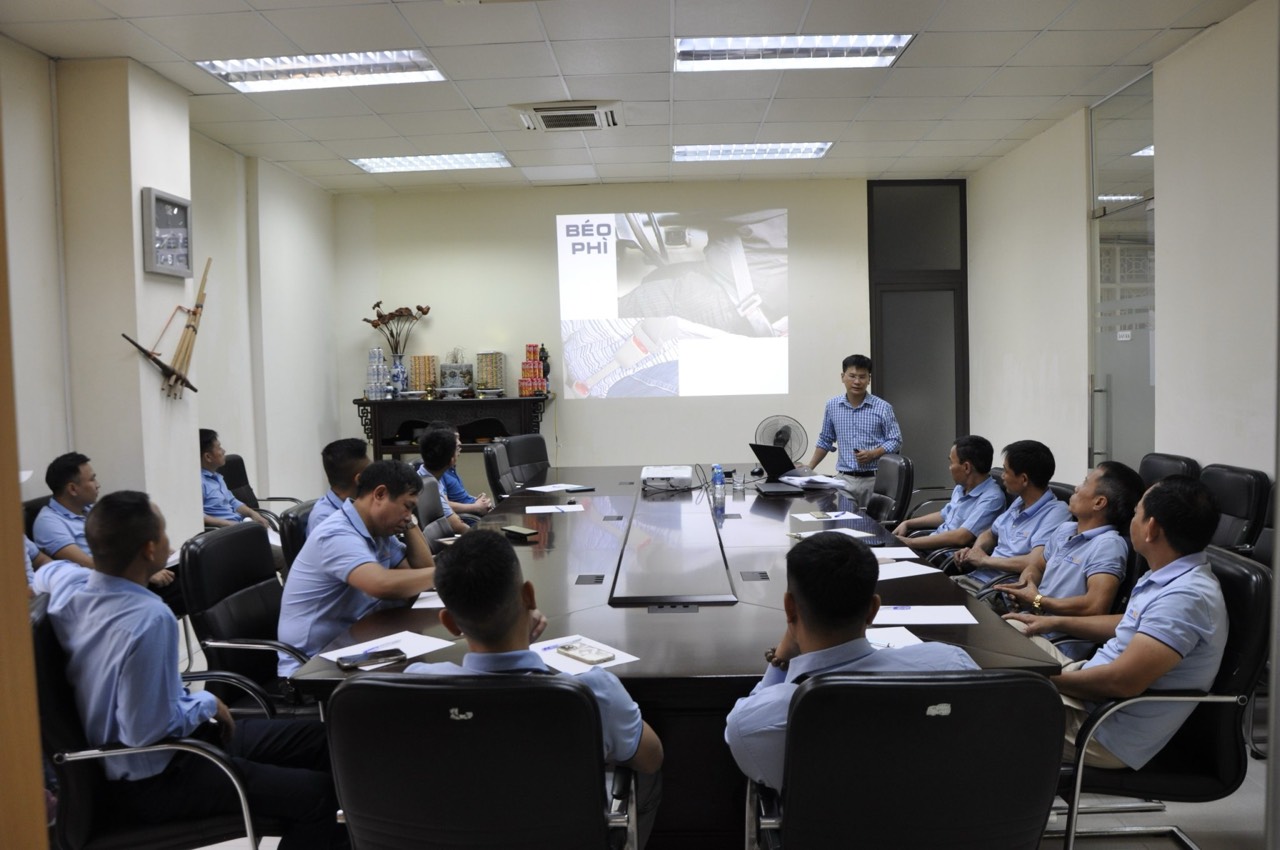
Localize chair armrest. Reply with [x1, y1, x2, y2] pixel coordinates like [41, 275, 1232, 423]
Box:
[752, 782, 783, 850]
[202, 637, 309, 666]
[258, 496, 302, 508]
[181, 670, 276, 717]
[606, 766, 635, 850]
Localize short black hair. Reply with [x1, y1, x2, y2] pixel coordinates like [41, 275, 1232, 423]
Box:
[1094, 460, 1144, 528]
[427, 420, 459, 434]
[434, 530, 524, 644]
[85, 490, 161, 575]
[1002, 440, 1056, 489]
[354, 460, 423, 499]
[419, 428, 458, 472]
[321, 438, 369, 488]
[786, 532, 879, 633]
[45, 452, 90, 495]
[953, 435, 994, 474]
[842, 354, 873, 373]
[199, 429, 218, 454]
[1141, 475, 1220, 556]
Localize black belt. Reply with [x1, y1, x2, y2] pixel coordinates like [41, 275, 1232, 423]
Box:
[839, 470, 876, 478]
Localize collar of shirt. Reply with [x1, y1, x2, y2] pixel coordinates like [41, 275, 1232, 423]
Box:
[961, 476, 1000, 500]
[1008, 490, 1059, 523]
[1137, 551, 1209, 590]
[837, 392, 878, 412]
[85, 568, 152, 597]
[784, 637, 876, 684]
[338, 499, 378, 546]
[1066, 523, 1115, 545]
[461, 649, 549, 675]
[48, 498, 89, 521]
[323, 490, 345, 510]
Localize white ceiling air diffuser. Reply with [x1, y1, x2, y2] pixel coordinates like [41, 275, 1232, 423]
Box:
[512, 101, 623, 132]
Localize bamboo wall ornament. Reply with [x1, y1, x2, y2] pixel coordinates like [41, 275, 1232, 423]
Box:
[122, 257, 211, 398]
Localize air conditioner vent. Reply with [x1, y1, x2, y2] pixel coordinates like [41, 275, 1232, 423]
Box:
[512, 101, 623, 132]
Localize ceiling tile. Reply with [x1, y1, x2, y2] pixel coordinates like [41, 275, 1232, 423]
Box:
[587, 125, 670, 147]
[856, 96, 963, 121]
[876, 67, 994, 97]
[0, 1, 115, 25]
[895, 31, 1036, 67]
[675, 0, 807, 36]
[979, 139, 1023, 156]
[454, 76, 569, 109]
[2, 20, 180, 61]
[808, 156, 895, 175]
[1006, 118, 1058, 139]
[765, 98, 864, 123]
[886, 155, 970, 172]
[406, 132, 502, 155]
[565, 73, 671, 102]
[189, 93, 275, 123]
[247, 0, 383, 8]
[755, 122, 849, 142]
[520, 164, 599, 182]
[492, 129, 588, 151]
[351, 81, 471, 112]
[553, 37, 670, 76]
[926, 119, 1024, 140]
[1032, 95, 1093, 120]
[193, 119, 306, 145]
[947, 95, 1061, 119]
[235, 140, 335, 160]
[773, 68, 889, 99]
[673, 99, 769, 125]
[382, 109, 487, 136]
[622, 101, 672, 126]
[827, 140, 914, 157]
[539, 0, 670, 40]
[905, 138, 993, 157]
[147, 60, 239, 94]
[928, 0, 1072, 31]
[803, 0, 943, 33]
[1072, 66, 1148, 97]
[247, 89, 374, 119]
[375, 170, 460, 187]
[475, 105, 527, 132]
[397, 0, 544, 47]
[976, 66, 1105, 97]
[288, 114, 397, 140]
[324, 136, 417, 157]
[1052, 0, 1201, 30]
[1120, 29, 1200, 66]
[595, 163, 673, 179]
[275, 158, 364, 176]
[586, 145, 671, 164]
[1009, 30, 1158, 66]
[131, 12, 301, 60]
[262, 5, 420, 53]
[1170, 0, 1256, 27]
[838, 120, 939, 141]
[673, 71, 782, 101]
[672, 124, 760, 144]
[102, 0, 250, 15]
[431, 42, 559, 81]
[506, 147, 594, 167]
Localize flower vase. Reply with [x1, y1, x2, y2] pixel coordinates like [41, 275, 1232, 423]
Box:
[390, 353, 409, 397]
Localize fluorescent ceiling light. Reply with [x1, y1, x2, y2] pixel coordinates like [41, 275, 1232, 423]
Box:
[674, 35, 913, 71]
[673, 142, 832, 162]
[351, 153, 512, 173]
[1130, 145, 1155, 157]
[1097, 194, 1145, 203]
[196, 50, 443, 93]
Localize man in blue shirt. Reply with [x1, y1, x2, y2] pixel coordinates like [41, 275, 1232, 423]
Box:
[407, 530, 662, 846]
[725, 532, 979, 791]
[892, 435, 1005, 554]
[418, 428, 470, 536]
[33, 491, 347, 849]
[425, 421, 492, 524]
[199, 429, 270, 529]
[805, 354, 902, 508]
[952, 440, 1072, 594]
[308, 438, 371, 535]
[1007, 476, 1228, 769]
[278, 460, 436, 675]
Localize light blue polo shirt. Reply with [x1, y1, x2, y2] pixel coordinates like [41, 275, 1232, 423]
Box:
[33, 498, 92, 557]
[306, 489, 345, 535]
[967, 491, 1071, 584]
[1081, 553, 1227, 769]
[201, 468, 243, 521]
[277, 500, 407, 676]
[937, 476, 1006, 536]
[24, 536, 39, 587]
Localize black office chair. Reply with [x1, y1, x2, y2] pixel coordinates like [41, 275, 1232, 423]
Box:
[179, 523, 314, 715]
[483, 441, 519, 499]
[870, 453, 913, 526]
[863, 492, 897, 525]
[1048, 480, 1075, 505]
[23, 494, 50, 541]
[278, 498, 317, 573]
[1199, 463, 1271, 551]
[32, 594, 280, 850]
[505, 433, 551, 485]
[1054, 546, 1271, 849]
[219, 453, 301, 529]
[417, 472, 460, 554]
[1248, 481, 1275, 569]
[749, 670, 1062, 849]
[327, 673, 634, 849]
[1138, 452, 1201, 490]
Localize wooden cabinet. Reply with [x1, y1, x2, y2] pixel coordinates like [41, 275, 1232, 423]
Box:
[353, 396, 551, 458]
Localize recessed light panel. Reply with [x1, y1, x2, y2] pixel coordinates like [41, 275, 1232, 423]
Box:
[673, 142, 832, 161]
[196, 50, 444, 93]
[674, 35, 913, 71]
[1130, 145, 1155, 157]
[351, 153, 512, 173]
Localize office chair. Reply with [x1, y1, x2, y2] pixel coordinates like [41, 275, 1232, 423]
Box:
[870, 453, 913, 525]
[1248, 481, 1275, 569]
[327, 673, 634, 849]
[504, 433, 551, 485]
[219, 453, 301, 529]
[863, 492, 897, 525]
[1053, 546, 1271, 850]
[417, 472, 460, 553]
[179, 523, 314, 715]
[1138, 452, 1201, 490]
[23, 494, 50, 541]
[1048, 480, 1075, 505]
[278, 498, 316, 573]
[1199, 463, 1271, 551]
[32, 594, 281, 850]
[749, 670, 1062, 849]
[483, 441, 518, 499]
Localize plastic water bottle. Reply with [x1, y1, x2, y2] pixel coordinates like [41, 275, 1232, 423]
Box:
[711, 464, 726, 504]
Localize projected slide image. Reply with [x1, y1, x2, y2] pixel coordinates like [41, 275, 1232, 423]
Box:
[557, 209, 788, 399]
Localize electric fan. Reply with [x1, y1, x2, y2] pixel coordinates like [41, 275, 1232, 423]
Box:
[755, 416, 808, 463]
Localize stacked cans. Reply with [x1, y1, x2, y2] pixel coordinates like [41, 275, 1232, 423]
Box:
[520, 343, 547, 397]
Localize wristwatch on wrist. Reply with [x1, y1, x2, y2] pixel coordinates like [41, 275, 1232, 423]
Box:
[1032, 594, 1044, 614]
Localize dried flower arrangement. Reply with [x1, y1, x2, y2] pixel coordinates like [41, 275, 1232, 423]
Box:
[364, 301, 430, 356]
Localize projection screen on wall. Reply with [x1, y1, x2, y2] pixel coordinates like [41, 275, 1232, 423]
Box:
[556, 209, 789, 399]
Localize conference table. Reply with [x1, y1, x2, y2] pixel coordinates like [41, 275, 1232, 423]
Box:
[290, 466, 1060, 849]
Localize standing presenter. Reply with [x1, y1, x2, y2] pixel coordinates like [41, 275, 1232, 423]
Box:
[806, 354, 902, 508]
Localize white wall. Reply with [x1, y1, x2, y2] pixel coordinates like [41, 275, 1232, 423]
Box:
[0, 37, 68, 499]
[334, 180, 870, 468]
[1153, 0, 1278, 474]
[967, 110, 1092, 481]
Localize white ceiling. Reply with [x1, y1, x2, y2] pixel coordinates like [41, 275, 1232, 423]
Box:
[0, 0, 1251, 193]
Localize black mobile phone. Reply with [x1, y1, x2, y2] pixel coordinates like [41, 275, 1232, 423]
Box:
[336, 648, 406, 670]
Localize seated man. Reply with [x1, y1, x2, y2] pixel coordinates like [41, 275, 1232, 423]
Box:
[278, 460, 436, 676]
[200, 429, 270, 529]
[424, 421, 492, 525]
[995, 461, 1143, 660]
[32, 491, 347, 849]
[309, 438, 371, 535]
[418, 428, 470, 537]
[891, 435, 1005, 554]
[1006, 476, 1227, 769]
[24, 534, 50, 594]
[725, 532, 979, 791]
[34, 451, 175, 591]
[407, 530, 662, 846]
[951, 440, 1072, 595]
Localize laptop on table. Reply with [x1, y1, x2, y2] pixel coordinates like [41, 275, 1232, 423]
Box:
[749, 443, 812, 496]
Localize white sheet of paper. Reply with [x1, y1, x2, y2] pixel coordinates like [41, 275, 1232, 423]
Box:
[870, 546, 921, 560]
[412, 592, 445, 609]
[531, 634, 638, 674]
[526, 504, 586, 514]
[266, 528, 282, 548]
[793, 510, 859, 522]
[782, 475, 849, 490]
[876, 561, 939, 581]
[872, 605, 977, 625]
[319, 630, 454, 667]
[526, 483, 577, 492]
[866, 626, 924, 649]
[793, 527, 873, 540]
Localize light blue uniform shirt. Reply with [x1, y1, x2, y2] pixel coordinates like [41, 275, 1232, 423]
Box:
[24, 536, 39, 587]
[815, 392, 902, 473]
[967, 491, 1071, 584]
[277, 500, 407, 676]
[1038, 522, 1128, 657]
[32, 561, 217, 780]
[725, 637, 978, 790]
[937, 477, 1006, 536]
[1081, 553, 1227, 769]
[306, 489, 345, 536]
[33, 498, 92, 557]
[407, 649, 643, 765]
[201, 468, 244, 521]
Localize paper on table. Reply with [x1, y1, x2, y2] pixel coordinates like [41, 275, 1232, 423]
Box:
[870, 546, 921, 560]
[872, 605, 977, 626]
[876, 561, 939, 581]
[792, 527, 873, 540]
[266, 528, 282, 548]
[782, 475, 850, 490]
[866, 626, 924, 649]
[319, 630, 454, 667]
[527, 504, 586, 514]
[531, 634, 638, 675]
[527, 483, 578, 492]
[412, 592, 445, 609]
[793, 511, 859, 522]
